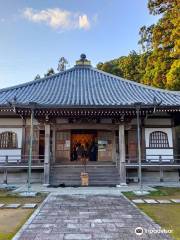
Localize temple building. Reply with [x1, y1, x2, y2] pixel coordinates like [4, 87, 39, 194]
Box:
[0, 54, 180, 186]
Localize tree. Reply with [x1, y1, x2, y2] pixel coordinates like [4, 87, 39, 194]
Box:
[166, 60, 180, 90]
[138, 25, 154, 52]
[139, 0, 180, 89]
[34, 74, 41, 80]
[44, 68, 55, 77]
[97, 51, 142, 83]
[57, 57, 68, 72]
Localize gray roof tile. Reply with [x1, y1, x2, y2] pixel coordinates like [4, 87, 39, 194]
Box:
[0, 66, 180, 107]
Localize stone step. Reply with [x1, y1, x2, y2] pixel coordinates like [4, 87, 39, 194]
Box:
[51, 169, 118, 172]
[52, 169, 118, 172]
[50, 174, 120, 179]
[50, 173, 119, 177]
[51, 181, 118, 186]
[50, 165, 119, 186]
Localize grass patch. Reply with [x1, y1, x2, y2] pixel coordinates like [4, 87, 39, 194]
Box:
[124, 187, 180, 240]
[123, 187, 180, 200]
[0, 209, 34, 240]
[0, 189, 46, 240]
[138, 204, 180, 240]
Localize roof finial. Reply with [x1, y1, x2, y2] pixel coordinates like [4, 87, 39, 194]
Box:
[75, 54, 91, 67]
[80, 54, 86, 61]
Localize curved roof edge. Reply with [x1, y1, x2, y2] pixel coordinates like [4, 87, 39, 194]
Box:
[0, 65, 179, 98]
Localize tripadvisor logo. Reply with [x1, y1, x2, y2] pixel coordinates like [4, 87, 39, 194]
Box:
[135, 227, 144, 236]
[135, 227, 173, 236]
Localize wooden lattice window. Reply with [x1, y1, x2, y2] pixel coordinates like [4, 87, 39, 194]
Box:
[0, 132, 18, 149]
[149, 131, 169, 148]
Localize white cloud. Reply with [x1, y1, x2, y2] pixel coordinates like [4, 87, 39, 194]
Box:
[23, 8, 91, 30]
[79, 15, 90, 30]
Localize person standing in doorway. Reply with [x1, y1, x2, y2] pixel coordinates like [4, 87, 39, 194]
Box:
[89, 141, 97, 161]
[76, 143, 83, 161]
[72, 142, 77, 161]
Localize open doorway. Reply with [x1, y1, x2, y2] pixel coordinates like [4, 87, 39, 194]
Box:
[71, 130, 97, 162]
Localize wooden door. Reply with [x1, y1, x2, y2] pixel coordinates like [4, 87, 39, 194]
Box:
[55, 131, 71, 162]
[98, 131, 113, 161]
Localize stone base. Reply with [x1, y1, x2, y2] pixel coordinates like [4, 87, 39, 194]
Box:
[116, 183, 127, 187]
[43, 183, 50, 187]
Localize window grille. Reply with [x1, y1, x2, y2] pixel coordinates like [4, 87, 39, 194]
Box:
[149, 131, 169, 148]
[0, 132, 17, 149]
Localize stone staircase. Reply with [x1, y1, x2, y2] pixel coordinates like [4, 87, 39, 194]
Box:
[50, 164, 120, 186]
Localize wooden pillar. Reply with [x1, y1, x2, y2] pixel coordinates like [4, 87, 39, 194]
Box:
[44, 124, 50, 185]
[52, 127, 56, 164]
[119, 124, 127, 185]
[112, 130, 116, 163]
[21, 118, 26, 157]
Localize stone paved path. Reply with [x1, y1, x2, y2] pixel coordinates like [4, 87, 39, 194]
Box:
[14, 194, 172, 240]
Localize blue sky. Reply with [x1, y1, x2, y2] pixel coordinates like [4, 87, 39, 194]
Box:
[0, 0, 159, 88]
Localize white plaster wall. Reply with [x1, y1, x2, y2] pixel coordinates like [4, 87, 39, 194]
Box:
[145, 128, 173, 161]
[144, 118, 171, 125]
[0, 118, 23, 125]
[0, 128, 22, 162]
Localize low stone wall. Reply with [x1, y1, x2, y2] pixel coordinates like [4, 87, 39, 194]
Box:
[127, 169, 180, 183]
[142, 170, 179, 182]
[0, 170, 44, 184]
[0, 169, 179, 185]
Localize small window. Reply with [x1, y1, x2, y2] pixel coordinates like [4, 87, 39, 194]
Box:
[0, 132, 18, 149]
[149, 131, 169, 148]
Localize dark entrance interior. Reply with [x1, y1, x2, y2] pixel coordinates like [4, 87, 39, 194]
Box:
[39, 130, 45, 160]
[71, 130, 97, 162]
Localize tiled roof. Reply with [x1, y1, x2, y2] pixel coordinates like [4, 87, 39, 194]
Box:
[0, 65, 180, 107]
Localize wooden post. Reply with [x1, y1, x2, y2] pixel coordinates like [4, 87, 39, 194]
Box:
[159, 155, 164, 182]
[3, 156, 8, 184]
[28, 109, 34, 191]
[119, 124, 127, 185]
[44, 124, 50, 185]
[52, 127, 56, 164]
[21, 118, 26, 157]
[160, 167, 164, 182]
[112, 130, 116, 163]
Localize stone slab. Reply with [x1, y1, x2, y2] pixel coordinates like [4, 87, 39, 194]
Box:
[19, 191, 37, 197]
[144, 199, 158, 204]
[171, 199, 180, 203]
[5, 204, 21, 208]
[132, 199, 145, 204]
[13, 195, 172, 240]
[22, 204, 37, 209]
[64, 234, 92, 240]
[157, 200, 171, 204]
[0, 204, 4, 208]
[133, 190, 150, 196]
